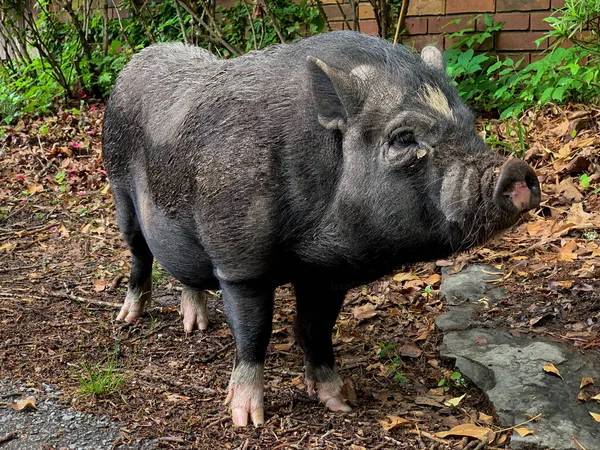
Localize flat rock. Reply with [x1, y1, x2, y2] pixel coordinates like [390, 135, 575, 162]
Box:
[440, 264, 506, 305]
[440, 328, 600, 450]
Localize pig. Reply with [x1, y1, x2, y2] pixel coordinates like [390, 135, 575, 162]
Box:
[102, 31, 540, 427]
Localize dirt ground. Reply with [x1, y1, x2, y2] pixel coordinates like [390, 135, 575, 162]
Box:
[1, 102, 600, 449]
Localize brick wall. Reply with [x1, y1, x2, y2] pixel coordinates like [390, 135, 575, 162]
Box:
[402, 0, 565, 64]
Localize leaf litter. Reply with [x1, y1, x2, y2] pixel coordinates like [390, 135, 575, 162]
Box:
[0, 102, 599, 448]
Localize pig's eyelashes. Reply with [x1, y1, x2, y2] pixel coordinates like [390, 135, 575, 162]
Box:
[391, 130, 416, 148]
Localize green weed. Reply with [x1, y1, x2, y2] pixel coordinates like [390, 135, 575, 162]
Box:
[78, 361, 123, 396]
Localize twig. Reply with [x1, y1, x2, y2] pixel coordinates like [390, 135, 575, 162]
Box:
[47, 291, 122, 309]
[201, 341, 235, 364]
[258, 0, 285, 43]
[0, 432, 18, 444]
[495, 413, 542, 433]
[473, 437, 490, 450]
[0, 263, 41, 274]
[405, 428, 450, 445]
[393, 0, 409, 45]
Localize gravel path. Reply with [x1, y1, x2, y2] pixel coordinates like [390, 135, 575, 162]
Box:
[0, 379, 156, 450]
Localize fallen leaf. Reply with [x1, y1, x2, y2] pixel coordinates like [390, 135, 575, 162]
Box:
[165, 393, 191, 403]
[578, 392, 588, 401]
[543, 363, 563, 379]
[478, 412, 494, 425]
[591, 394, 600, 401]
[12, 396, 37, 411]
[27, 183, 44, 194]
[444, 393, 466, 407]
[580, 377, 594, 389]
[422, 273, 441, 286]
[393, 272, 419, 283]
[352, 304, 378, 321]
[436, 423, 495, 441]
[377, 415, 411, 431]
[0, 242, 16, 253]
[590, 412, 600, 422]
[273, 342, 293, 351]
[558, 239, 579, 262]
[93, 278, 107, 292]
[398, 343, 422, 358]
[414, 396, 444, 408]
[514, 427, 534, 437]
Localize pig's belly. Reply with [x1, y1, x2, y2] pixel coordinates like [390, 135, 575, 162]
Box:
[137, 204, 218, 290]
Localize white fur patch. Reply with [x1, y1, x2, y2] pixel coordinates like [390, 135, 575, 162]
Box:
[420, 84, 453, 119]
[440, 165, 475, 223]
[350, 64, 376, 81]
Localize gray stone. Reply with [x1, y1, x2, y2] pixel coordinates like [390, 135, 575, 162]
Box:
[440, 328, 600, 450]
[435, 305, 474, 332]
[440, 264, 506, 304]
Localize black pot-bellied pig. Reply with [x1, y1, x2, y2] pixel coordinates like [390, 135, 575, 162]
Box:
[102, 31, 540, 427]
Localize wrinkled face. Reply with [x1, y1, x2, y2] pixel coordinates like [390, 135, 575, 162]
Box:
[308, 46, 540, 261]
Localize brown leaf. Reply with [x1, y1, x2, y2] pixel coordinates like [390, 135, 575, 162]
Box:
[543, 363, 563, 379]
[558, 240, 578, 262]
[422, 273, 441, 286]
[414, 396, 444, 408]
[558, 178, 583, 202]
[165, 393, 191, 403]
[590, 412, 600, 422]
[591, 393, 600, 401]
[444, 393, 466, 407]
[273, 342, 293, 352]
[436, 423, 495, 441]
[392, 272, 419, 283]
[377, 415, 411, 431]
[27, 183, 44, 194]
[13, 396, 37, 411]
[514, 427, 534, 437]
[398, 343, 422, 358]
[478, 412, 494, 425]
[580, 377, 594, 389]
[352, 304, 378, 321]
[93, 278, 107, 292]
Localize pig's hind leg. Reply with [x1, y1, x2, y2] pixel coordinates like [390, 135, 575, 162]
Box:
[293, 285, 351, 412]
[180, 287, 209, 332]
[220, 279, 274, 427]
[113, 190, 153, 322]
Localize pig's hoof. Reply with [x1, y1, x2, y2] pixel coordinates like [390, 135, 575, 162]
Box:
[225, 380, 265, 427]
[180, 288, 208, 332]
[311, 377, 351, 412]
[116, 301, 145, 322]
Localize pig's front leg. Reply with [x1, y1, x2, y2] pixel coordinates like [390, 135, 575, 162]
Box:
[293, 284, 351, 412]
[221, 279, 274, 427]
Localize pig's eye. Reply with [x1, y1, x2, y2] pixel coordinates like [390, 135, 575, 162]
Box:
[391, 131, 416, 148]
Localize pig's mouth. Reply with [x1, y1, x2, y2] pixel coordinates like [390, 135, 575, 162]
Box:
[493, 158, 541, 215]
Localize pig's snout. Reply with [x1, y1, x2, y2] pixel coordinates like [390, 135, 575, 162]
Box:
[494, 159, 541, 213]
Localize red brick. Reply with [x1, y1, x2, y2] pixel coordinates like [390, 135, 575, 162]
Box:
[358, 3, 375, 20]
[446, 0, 494, 13]
[404, 17, 428, 35]
[476, 13, 529, 31]
[428, 15, 476, 34]
[530, 11, 554, 30]
[401, 34, 444, 51]
[498, 52, 531, 66]
[407, 0, 444, 16]
[323, 4, 354, 22]
[530, 52, 546, 62]
[497, 0, 550, 12]
[329, 21, 346, 31]
[496, 31, 548, 50]
[551, 0, 565, 8]
[359, 20, 380, 36]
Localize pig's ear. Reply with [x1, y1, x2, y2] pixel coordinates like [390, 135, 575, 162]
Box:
[421, 46, 446, 72]
[307, 56, 358, 131]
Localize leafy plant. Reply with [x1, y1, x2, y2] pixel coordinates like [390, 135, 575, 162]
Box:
[78, 361, 124, 396]
[444, 14, 600, 122]
[438, 370, 469, 392]
[378, 343, 407, 383]
[544, 0, 600, 59]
